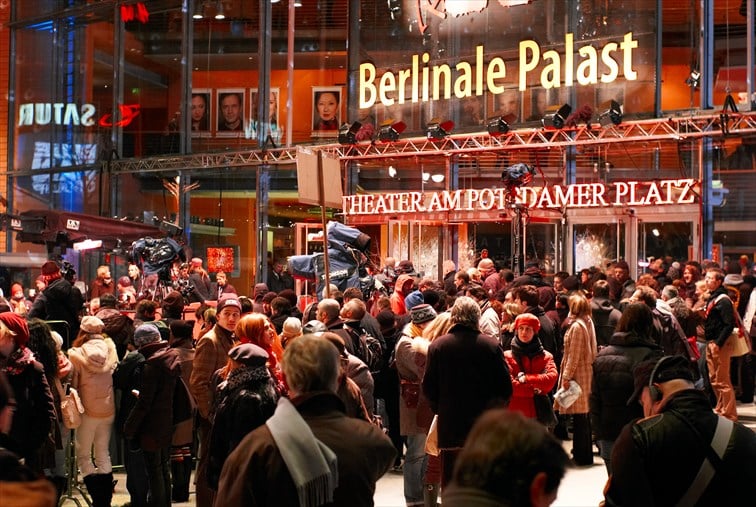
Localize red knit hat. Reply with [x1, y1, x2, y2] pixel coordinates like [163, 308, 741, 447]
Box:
[0, 312, 30, 347]
[514, 313, 541, 333]
[40, 261, 62, 283]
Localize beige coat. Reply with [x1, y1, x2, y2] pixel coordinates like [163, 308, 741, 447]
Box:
[556, 317, 597, 414]
[68, 336, 118, 418]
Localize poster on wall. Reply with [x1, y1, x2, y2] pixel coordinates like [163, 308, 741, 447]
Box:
[207, 245, 240, 277]
[216, 88, 245, 135]
[488, 88, 523, 124]
[311, 86, 342, 137]
[190, 89, 211, 136]
[250, 87, 282, 145]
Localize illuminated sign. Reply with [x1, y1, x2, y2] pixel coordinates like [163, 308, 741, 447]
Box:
[343, 179, 698, 216]
[18, 103, 141, 128]
[359, 32, 638, 109]
[121, 2, 149, 24]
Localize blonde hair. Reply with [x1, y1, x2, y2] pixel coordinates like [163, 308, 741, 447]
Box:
[423, 312, 454, 342]
[568, 292, 592, 320]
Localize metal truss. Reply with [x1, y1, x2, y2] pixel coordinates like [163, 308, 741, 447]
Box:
[109, 111, 756, 172]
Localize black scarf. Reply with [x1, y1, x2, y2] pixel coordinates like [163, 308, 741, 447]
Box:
[511, 336, 543, 362]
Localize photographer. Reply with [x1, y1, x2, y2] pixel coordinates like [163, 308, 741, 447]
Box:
[28, 261, 84, 340]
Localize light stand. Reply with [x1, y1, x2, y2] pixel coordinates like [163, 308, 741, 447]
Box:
[59, 428, 91, 506]
[509, 202, 529, 277]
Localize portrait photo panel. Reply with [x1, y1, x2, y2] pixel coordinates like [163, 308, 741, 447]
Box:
[190, 89, 211, 136]
[216, 88, 246, 136]
[312, 86, 343, 137]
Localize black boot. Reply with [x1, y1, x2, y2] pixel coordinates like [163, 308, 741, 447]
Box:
[84, 473, 114, 507]
[171, 456, 192, 502]
[424, 483, 440, 507]
[50, 475, 68, 503]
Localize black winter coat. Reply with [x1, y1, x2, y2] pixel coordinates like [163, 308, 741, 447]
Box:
[28, 278, 83, 340]
[3, 355, 55, 470]
[423, 323, 512, 448]
[590, 331, 662, 441]
[207, 365, 278, 489]
[124, 342, 181, 451]
[605, 389, 756, 506]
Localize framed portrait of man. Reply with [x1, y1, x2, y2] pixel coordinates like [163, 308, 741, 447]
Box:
[311, 86, 342, 137]
[250, 87, 282, 145]
[190, 89, 211, 136]
[216, 88, 245, 135]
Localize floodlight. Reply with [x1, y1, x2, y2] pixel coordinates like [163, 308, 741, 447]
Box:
[598, 100, 623, 127]
[338, 121, 362, 145]
[377, 120, 406, 142]
[541, 104, 572, 129]
[487, 116, 510, 136]
[426, 119, 454, 140]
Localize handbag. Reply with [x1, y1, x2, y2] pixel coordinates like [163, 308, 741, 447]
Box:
[424, 415, 439, 456]
[728, 327, 751, 357]
[533, 392, 558, 429]
[60, 385, 84, 430]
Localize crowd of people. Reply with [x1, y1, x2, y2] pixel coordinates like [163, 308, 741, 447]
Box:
[1, 250, 756, 507]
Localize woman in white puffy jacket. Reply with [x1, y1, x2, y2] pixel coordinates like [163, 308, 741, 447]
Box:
[68, 315, 118, 507]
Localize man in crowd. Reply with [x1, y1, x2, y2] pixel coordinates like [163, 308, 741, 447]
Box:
[28, 260, 84, 340]
[703, 268, 738, 421]
[215, 334, 395, 506]
[423, 296, 512, 485]
[189, 294, 242, 507]
[89, 265, 115, 301]
[604, 355, 756, 505]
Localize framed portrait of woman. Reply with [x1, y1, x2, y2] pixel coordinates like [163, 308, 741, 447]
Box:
[312, 86, 342, 137]
[250, 87, 282, 145]
[216, 88, 245, 136]
[190, 89, 211, 136]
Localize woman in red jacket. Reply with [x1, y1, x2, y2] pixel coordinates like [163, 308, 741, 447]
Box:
[504, 313, 558, 420]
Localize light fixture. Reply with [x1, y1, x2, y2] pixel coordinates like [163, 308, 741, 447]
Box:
[685, 69, 700, 88]
[377, 119, 406, 142]
[541, 104, 572, 129]
[651, 228, 660, 237]
[214, 0, 225, 19]
[486, 116, 510, 136]
[388, 166, 397, 178]
[422, 172, 430, 182]
[426, 119, 454, 140]
[73, 239, 103, 251]
[338, 121, 362, 145]
[294, 0, 302, 6]
[597, 100, 623, 127]
[431, 174, 445, 183]
[192, 1, 204, 18]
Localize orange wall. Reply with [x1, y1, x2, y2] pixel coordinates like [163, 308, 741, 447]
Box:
[0, 4, 8, 250]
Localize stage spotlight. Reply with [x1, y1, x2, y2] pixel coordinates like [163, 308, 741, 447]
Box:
[685, 69, 701, 88]
[338, 121, 362, 145]
[541, 104, 572, 129]
[487, 116, 510, 136]
[377, 119, 406, 142]
[426, 119, 454, 140]
[598, 100, 623, 127]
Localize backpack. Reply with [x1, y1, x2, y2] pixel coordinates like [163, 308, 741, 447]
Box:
[345, 325, 384, 374]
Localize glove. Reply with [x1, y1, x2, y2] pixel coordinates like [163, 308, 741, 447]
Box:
[517, 372, 526, 383]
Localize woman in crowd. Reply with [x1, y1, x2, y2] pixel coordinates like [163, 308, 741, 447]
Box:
[0, 313, 56, 475]
[235, 313, 285, 393]
[555, 292, 597, 466]
[590, 303, 662, 474]
[420, 311, 454, 507]
[26, 319, 67, 495]
[68, 316, 118, 507]
[504, 313, 558, 421]
[169, 320, 196, 503]
[0, 371, 57, 507]
[499, 301, 523, 350]
[395, 304, 438, 507]
[207, 343, 279, 491]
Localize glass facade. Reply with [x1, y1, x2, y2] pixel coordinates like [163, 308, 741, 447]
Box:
[2, 1, 754, 293]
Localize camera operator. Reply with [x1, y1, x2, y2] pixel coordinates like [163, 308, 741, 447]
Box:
[28, 260, 84, 339]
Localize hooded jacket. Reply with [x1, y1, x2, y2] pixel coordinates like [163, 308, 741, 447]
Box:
[95, 306, 135, 359]
[124, 341, 182, 451]
[590, 297, 622, 348]
[28, 277, 84, 339]
[69, 336, 118, 418]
